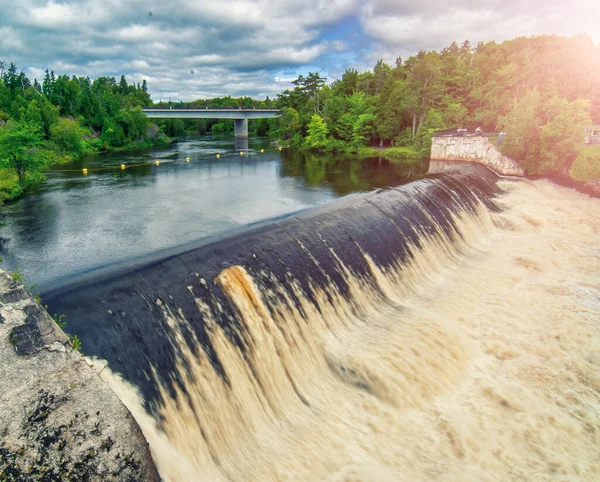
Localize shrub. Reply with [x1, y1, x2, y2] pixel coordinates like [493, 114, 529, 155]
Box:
[569, 146, 600, 182]
[380, 146, 422, 163]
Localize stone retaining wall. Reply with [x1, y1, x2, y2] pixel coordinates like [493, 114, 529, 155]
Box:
[431, 136, 525, 176]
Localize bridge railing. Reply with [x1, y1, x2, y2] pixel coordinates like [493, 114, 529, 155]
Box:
[143, 107, 279, 111]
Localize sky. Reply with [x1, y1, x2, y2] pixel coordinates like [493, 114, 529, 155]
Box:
[0, 0, 597, 101]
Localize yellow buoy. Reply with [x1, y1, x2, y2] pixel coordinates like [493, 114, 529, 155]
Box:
[260, 149, 264, 153]
[278, 146, 282, 151]
[121, 164, 126, 170]
[82, 168, 88, 175]
[185, 157, 190, 162]
[155, 160, 160, 166]
[216, 154, 221, 159]
[240, 151, 244, 156]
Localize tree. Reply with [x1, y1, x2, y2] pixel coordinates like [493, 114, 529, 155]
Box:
[538, 97, 591, 174]
[352, 112, 376, 147]
[405, 51, 443, 137]
[333, 92, 376, 146]
[42, 69, 53, 96]
[118, 106, 148, 141]
[498, 91, 591, 175]
[50, 118, 84, 156]
[119, 74, 128, 95]
[0, 120, 47, 189]
[332, 68, 359, 96]
[100, 117, 126, 148]
[377, 78, 411, 143]
[304, 115, 328, 149]
[275, 107, 300, 141]
[497, 89, 542, 169]
[372, 59, 391, 95]
[441, 102, 467, 127]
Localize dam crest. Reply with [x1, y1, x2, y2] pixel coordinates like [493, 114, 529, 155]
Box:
[39, 162, 600, 481]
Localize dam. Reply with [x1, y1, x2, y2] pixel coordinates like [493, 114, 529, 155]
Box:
[40, 161, 600, 481]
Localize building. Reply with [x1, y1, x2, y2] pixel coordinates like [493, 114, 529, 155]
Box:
[584, 125, 600, 145]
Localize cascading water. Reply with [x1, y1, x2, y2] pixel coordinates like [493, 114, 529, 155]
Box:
[43, 164, 600, 481]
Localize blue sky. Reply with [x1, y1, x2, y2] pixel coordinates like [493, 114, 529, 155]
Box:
[0, 0, 597, 101]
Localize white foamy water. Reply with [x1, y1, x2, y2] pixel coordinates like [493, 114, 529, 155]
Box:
[98, 178, 600, 481]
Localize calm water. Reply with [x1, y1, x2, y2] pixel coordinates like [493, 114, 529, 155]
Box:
[0, 136, 425, 290]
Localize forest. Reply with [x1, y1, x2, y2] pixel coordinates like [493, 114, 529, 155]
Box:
[0, 65, 168, 202]
[166, 34, 600, 181]
[271, 35, 600, 180]
[1, 34, 599, 203]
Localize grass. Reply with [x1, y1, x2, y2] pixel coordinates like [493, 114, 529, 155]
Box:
[9, 267, 24, 283]
[379, 146, 424, 164]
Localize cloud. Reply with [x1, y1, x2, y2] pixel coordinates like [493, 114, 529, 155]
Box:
[359, 0, 599, 61]
[0, 0, 597, 100]
[0, 0, 360, 99]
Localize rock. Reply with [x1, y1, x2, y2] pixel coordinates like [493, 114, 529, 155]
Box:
[0, 269, 160, 481]
[47, 341, 67, 353]
[9, 321, 44, 355]
[0, 286, 29, 304]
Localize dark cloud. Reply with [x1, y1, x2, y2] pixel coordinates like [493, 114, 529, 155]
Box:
[0, 0, 596, 100]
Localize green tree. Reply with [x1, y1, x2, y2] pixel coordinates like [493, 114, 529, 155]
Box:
[377, 78, 411, 143]
[497, 89, 543, 170]
[538, 97, 591, 174]
[118, 106, 148, 141]
[498, 91, 591, 175]
[304, 115, 329, 149]
[0, 120, 47, 189]
[50, 118, 84, 156]
[405, 51, 443, 137]
[372, 59, 392, 95]
[100, 117, 126, 148]
[275, 107, 301, 141]
[332, 69, 359, 96]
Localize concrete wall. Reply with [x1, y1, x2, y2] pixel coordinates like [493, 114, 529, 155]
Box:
[0, 269, 159, 480]
[430, 136, 525, 177]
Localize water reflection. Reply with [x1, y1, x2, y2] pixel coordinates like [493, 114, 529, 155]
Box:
[234, 137, 249, 151]
[0, 136, 427, 289]
[280, 149, 427, 195]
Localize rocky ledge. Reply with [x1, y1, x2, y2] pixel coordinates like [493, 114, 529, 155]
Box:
[0, 269, 159, 481]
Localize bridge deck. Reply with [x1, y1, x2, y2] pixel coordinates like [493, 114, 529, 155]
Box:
[142, 108, 280, 120]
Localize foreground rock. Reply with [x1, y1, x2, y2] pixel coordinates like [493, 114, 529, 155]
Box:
[0, 270, 159, 481]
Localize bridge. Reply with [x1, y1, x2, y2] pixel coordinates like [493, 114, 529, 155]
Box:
[142, 108, 281, 139]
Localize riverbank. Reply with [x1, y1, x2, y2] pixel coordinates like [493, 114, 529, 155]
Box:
[275, 142, 426, 165]
[0, 133, 173, 205]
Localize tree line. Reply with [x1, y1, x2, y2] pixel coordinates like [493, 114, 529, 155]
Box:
[0, 63, 169, 202]
[271, 34, 599, 178]
[1, 34, 599, 203]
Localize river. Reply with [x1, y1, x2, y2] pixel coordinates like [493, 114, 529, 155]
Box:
[0, 136, 425, 291]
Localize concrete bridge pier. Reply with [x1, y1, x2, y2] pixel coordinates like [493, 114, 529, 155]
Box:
[234, 119, 248, 138]
[234, 137, 249, 151]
